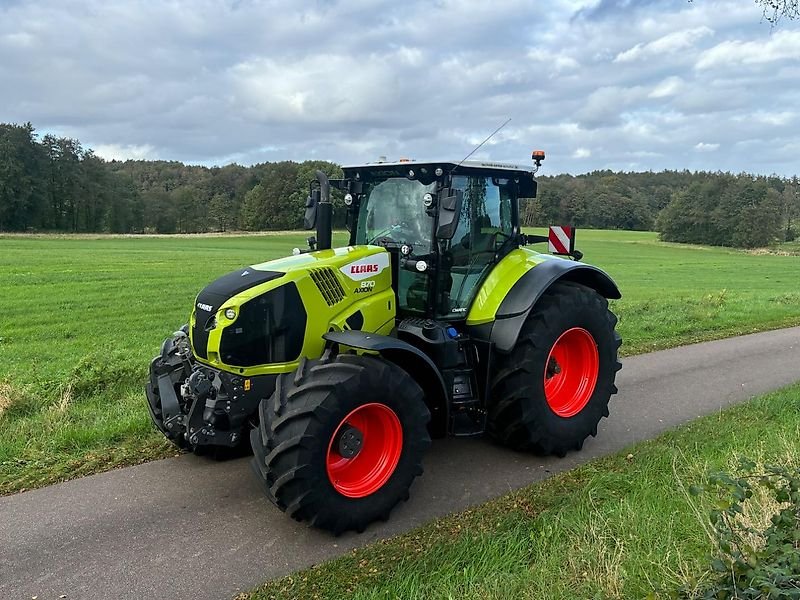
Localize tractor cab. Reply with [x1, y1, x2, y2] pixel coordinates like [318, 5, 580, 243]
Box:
[333, 160, 538, 320]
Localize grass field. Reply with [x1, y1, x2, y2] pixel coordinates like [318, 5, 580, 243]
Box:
[243, 384, 800, 600]
[1, 229, 799, 493]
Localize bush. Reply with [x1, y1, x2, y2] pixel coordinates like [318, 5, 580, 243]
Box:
[67, 349, 146, 399]
[678, 457, 800, 599]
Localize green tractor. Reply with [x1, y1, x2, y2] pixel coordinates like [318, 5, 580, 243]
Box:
[146, 153, 622, 534]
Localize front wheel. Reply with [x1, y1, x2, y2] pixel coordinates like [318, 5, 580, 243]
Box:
[488, 281, 622, 456]
[250, 354, 431, 534]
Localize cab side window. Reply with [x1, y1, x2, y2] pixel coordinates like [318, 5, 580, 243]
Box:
[450, 176, 513, 254]
[438, 176, 514, 317]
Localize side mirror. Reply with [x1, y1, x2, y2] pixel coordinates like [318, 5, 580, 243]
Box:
[436, 189, 463, 239]
[303, 189, 320, 230]
[348, 181, 363, 194]
[517, 176, 537, 198]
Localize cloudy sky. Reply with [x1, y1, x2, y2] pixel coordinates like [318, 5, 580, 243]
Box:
[1, 0, 798, 175]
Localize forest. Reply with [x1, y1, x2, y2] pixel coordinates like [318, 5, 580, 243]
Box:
[1, 122, 798, 247]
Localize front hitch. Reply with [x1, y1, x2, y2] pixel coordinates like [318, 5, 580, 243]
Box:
[145, 327, 278, 451]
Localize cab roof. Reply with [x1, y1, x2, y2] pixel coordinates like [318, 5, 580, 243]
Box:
[341, 159, 536, 175]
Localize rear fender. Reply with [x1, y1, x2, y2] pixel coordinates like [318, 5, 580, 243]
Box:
[473, 258, 621, 353]
[322, 330, 449, 437]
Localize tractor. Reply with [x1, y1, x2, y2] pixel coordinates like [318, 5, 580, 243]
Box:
[146, 152, 622, 534]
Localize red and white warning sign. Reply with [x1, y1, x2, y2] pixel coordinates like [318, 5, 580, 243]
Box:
[548, 226, 575, 255]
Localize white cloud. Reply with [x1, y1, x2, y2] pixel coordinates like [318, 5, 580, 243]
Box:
[526, 48, 581, 76]
[731, 110, 796, 128]
[1, 32, 35, 48]
[649, 76, 684, 99]
[574, 86, 648, 128]
[696, 30, 800, 70]
[615, 26, 713, 63]
[694, 142, 720, 152]
[573, 147, 592, 159]
[228, 50, 417, 123]
[94, 144, 155, 161]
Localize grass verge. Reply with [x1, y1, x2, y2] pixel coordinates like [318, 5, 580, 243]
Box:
[1, 230, 799, 494]
[242, 384, 800, 600]
[0, 383, 178, 495]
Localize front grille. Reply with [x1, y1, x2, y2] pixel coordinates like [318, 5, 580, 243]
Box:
[309, 268, 345, 306]
[219, 282, 307, 366]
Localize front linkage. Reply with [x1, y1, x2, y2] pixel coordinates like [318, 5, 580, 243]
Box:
[145, 327, 274, 451]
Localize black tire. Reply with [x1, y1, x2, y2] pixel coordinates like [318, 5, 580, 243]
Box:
[146, 378, 189, 451]
[250, 354, 431, 534]
[488, 281, 622, 456]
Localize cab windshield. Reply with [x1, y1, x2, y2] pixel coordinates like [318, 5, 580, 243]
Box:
[355, 178, 436, 250]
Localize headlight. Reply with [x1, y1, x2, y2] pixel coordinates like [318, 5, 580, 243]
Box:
[224, 308, 236, 320]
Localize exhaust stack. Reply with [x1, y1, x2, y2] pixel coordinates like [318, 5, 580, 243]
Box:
[315, 170, 332, 251]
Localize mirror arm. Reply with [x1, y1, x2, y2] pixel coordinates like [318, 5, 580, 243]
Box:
[521, 233, 584, 260]
[521, 234, 548, 245]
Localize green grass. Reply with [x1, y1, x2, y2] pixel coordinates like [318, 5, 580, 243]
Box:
[571, 230, 800, 354]
[242, 384, 800, 600]
[1, 229, 799, 494]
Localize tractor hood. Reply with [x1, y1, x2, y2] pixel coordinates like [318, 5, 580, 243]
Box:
[194, 268, 285, 318]
[193, 245, 388, 319]
[249, 245, 390, 279]
[190, 245, 394, 371]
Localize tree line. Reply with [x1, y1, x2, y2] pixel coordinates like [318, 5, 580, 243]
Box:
[522, 170, 799, 247]
[0, 122, 342, 234]
[1, 122, 798, 247]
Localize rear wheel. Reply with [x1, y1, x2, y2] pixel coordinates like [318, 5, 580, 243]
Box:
[250, 354, 431, 534]
[488, 281, 622, 456]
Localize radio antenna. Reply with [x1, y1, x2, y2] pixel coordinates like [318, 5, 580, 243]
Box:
[451, 117, 511, 173]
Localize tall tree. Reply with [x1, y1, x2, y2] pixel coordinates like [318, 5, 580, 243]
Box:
[0, 123, 48, 230]
[756, 0, 798, 22]
[781, 177, 799, 241]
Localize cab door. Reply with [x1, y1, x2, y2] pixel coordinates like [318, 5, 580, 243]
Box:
[436, 175, 515, 319]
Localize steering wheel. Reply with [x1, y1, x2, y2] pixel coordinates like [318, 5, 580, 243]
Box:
[369, 223, 418, 247]
[458, 227, 512, 250]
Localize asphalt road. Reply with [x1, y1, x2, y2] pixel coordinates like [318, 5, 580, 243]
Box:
[2, 326, 799, 600]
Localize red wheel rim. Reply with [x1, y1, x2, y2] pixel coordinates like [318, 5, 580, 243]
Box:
[326, 403, 403, 498]
[543, 327, 599, 418]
